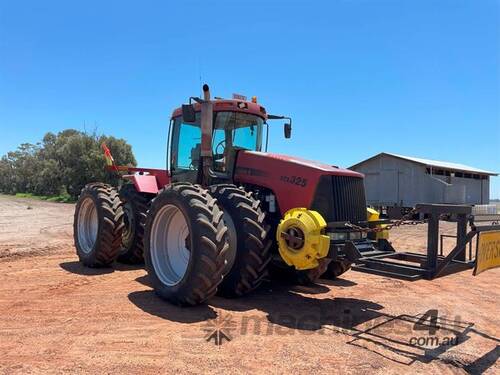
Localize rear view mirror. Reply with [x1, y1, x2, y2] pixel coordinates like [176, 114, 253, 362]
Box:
[284, 122, 292, 138]
[182, 104, 196, 123]
[268, 114, 292, 139]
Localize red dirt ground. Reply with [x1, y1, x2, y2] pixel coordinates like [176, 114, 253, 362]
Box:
[0, 194, 498, 374]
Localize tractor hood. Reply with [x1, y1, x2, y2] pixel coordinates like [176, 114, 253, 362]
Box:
[234, 151, 364, 215]
[235, 151, 363, 178]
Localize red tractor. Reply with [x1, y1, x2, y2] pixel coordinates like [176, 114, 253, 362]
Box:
[74, 85, 377, 306]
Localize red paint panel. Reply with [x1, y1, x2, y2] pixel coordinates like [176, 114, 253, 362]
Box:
[122, 167, 171, 194]
[123, 175, 159, 194]
[127, 168, 170, 189]
[234, 151, 364, 215]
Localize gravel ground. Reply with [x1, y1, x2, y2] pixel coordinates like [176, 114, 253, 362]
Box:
[0, 194, 498, 374]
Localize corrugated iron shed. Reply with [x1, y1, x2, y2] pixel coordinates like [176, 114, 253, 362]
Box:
[350, 153, 497, 176]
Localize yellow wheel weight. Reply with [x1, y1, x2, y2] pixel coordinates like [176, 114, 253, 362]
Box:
[276, 208, 330, 270]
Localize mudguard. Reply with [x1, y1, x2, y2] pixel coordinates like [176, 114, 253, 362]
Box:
[123, 169, 170, 194]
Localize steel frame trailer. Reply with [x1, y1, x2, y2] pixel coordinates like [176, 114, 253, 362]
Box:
[345, 204, 500, 280]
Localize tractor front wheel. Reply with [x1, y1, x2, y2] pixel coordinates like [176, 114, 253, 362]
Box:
[295, 258, 331, 285]
[209, 184, 272, 297]
[144, 183, 229, 306]
[270, 258, 331, 285]
[323, 260, 352, 279]
[73, 183, 124, 267]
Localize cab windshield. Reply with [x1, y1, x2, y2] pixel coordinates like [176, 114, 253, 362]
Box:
[212, 112, 264, 153]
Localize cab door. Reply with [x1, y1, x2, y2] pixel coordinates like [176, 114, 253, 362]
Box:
[169, 115, 201, 183]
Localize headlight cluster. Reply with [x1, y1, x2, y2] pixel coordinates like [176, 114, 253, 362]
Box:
[328, 231, 367, 241]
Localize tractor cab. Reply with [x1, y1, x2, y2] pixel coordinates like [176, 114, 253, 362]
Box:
[168, 85, 291, 184]
[169, 106, 265, 183]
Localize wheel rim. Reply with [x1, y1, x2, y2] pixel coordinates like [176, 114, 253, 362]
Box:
[150, 204, 190, 286]
[77, 197, 98, 254]
[122, 202, 135, 249]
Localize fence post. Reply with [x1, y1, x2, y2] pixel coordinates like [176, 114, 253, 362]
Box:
[456, 213, 467, 261]
[427, 213, 439, 278]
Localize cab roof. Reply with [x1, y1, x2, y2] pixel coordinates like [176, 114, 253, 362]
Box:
[171, 99, 267, 120]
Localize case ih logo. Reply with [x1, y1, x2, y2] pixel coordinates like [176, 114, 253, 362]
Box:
[202, 313, 236, 346]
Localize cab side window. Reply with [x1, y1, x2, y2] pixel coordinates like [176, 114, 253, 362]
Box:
[171, 115, 201, 171]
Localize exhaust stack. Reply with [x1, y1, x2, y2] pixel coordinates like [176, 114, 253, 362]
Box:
[200, 84, 213, 184]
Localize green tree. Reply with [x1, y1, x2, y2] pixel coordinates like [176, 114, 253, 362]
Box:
[0, 129, 136, 198]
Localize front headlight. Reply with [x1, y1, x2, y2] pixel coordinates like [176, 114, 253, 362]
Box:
[328, 231, 365, 241]
[329, 232, 347, 241]
[349, 232, 361, 240]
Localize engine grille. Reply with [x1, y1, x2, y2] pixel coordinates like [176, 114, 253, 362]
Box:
[311, 175, 367, 224]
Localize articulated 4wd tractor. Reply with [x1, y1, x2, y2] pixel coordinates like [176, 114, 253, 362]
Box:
[72, 85, 401, 305]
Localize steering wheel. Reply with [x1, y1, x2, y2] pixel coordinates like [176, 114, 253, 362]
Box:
[188, 144, 201, 170]
[215, 139, 226, 159]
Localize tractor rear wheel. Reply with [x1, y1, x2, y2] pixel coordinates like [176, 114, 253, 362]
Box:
[74, 183, 124, 267]
[144, 183, 229, 306]
[209, 184, 272, 297]
[323, 260, 352, 279]
[117, 184, 151, 264]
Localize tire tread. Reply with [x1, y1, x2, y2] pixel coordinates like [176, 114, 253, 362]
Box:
[74, 183, 124, 267]
[210, 184, 272, 297]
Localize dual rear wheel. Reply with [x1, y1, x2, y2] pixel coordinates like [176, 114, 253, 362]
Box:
[74, 183, 150, 267]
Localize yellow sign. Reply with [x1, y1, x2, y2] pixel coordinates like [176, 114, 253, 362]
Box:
[474, 230, 500, 275]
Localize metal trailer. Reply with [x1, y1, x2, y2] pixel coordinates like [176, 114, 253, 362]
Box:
[336, 204, 500, 280]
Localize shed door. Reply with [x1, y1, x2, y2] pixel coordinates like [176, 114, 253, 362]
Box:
[363, 173, 379, 205]
[379, 170, 398, 205]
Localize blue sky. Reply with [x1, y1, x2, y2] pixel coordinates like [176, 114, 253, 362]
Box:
[1, 1, 499, 197]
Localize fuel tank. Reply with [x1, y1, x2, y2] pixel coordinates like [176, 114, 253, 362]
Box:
[234, 151, 366, 223]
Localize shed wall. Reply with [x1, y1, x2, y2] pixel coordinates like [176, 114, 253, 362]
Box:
[351, 155, 489, 207]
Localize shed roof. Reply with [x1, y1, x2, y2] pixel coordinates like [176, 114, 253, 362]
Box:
[350, 152, 498, 176]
